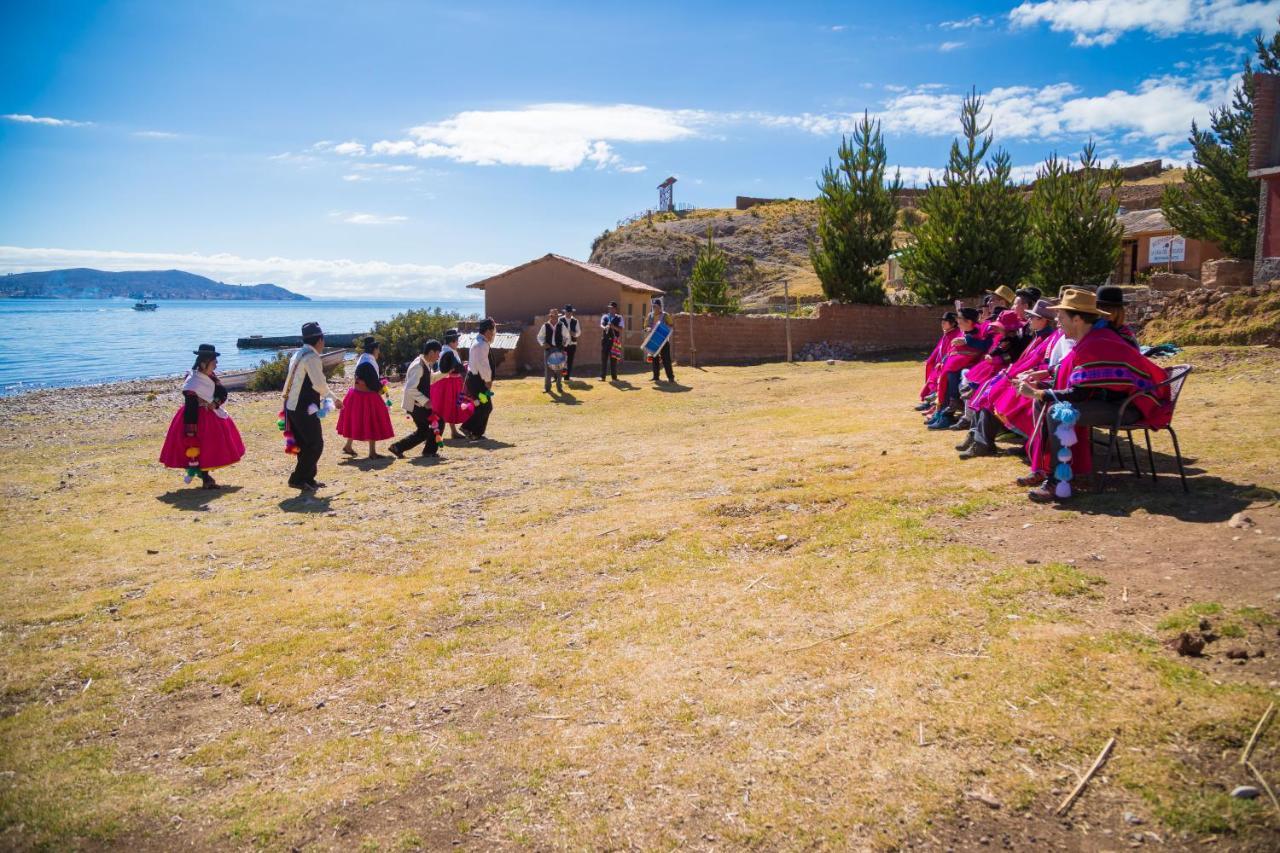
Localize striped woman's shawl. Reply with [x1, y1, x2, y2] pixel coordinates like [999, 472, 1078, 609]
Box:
[1055, 326, 1171, 426]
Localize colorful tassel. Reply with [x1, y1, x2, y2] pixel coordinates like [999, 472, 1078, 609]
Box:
[1054, 480, 1072, 499]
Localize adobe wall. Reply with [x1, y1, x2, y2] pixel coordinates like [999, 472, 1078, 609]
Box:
[665, 302, 941, 366]
[483, 262, 627, 324]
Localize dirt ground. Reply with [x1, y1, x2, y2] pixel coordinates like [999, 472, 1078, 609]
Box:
[1, 347, 1278, 851]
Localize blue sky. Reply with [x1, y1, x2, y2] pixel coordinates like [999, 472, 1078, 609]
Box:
[0, 0, 1273, 298]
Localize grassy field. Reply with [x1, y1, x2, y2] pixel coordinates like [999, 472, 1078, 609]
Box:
[2, 349, 1279, 850]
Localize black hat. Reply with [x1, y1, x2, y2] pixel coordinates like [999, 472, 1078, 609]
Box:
[192, 343, 221, 358]
[422, 339, 442, 354]
[564, 304, 575, 312]
[941, 311, 958, 323]
[362, 335, 378, 351]
[1015, 286, 1042, 305]
[301, 321, 324, 339]
[608, 301, 618, 308]
[1095, 285, 1125, 307]
[959, 307, 981, 322]
[444, 328, 460, 342]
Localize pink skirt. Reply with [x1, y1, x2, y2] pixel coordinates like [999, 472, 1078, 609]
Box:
[429, 374, 468, 424]
[159, 407, 245, 470]
[336, 388, 395, 441]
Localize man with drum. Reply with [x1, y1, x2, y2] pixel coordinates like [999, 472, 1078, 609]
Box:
[644, 297, 676, 384]
[537, 306, 569, 394]
[600, 301, 624, 382]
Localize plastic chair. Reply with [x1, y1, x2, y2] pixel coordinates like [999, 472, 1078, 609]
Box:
[1097, 365, 1192, 494]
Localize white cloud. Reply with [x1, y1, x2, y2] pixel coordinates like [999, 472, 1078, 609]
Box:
[0, 245, 501, 299]
[332, 141, 367, 156]
[618, 164, 648, 173]
[342, 174, 366, 182]
[893, 163, 1041, 186]
[875, 74, 1236, 150]
[1010, 0, 1279, 47]
[941, 15, 994, 29]
[338, 212, 409, 225]
[829, 24, 848, 32]
[939, 40, 966, 51]
[360, 103, 709, 171]
[133, 130, 180, 139]
[2, 113, 91, 127]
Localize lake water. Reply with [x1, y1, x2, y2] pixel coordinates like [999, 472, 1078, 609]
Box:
[0, 298, 483, 395]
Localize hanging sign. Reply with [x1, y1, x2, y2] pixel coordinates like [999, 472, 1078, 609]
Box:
[1148, 236, 1186, 264]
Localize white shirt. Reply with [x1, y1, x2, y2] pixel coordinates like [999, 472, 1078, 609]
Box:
[283, 344, 332, 411]
[565, 315, 581, 341]
[468, 336, 492, 382]
[1048, 333, 1075, 369]
[401, 355, 430, 411]
[536, 318, 568, 348]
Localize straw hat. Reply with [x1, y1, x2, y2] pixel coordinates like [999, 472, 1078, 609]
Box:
[991, 285, 1016, 304]
[1056, 288, 1111, 318]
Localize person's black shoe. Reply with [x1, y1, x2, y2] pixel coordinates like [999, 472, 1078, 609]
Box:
[949, 417, 972, 431]
[288, 478, 306, 490]
[389, 445, 405, 459]
[467, 433, 483, 442]
[955, 433, 975, 452]
[199, 474, 220, 489]
[305, 480, 325, 490]
[958, 441, 993, 460]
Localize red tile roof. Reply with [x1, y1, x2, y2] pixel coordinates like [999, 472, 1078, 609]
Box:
[466, 253, 665, 295]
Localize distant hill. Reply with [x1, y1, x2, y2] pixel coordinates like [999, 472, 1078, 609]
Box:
[0, 268, 310, 301]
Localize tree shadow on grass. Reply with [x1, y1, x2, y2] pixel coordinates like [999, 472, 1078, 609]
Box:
[278, 493, 333, 513]
[156, 485, 243, 511]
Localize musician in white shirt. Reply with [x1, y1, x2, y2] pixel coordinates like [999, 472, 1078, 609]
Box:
[644, 297, 676, 384]
[562, 304, 582, 378]
[536, 307, 568, 394]
[460, 319, 496, 440]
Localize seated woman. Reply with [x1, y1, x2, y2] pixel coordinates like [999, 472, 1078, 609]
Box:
[927, 307, 990, 430]
[337, 337, 396, 459]
[1095, 285, 1139, 350]
[957, 300, 1058, 458]
[158, 344, 245, 489]
[951, 310, 1025, 431]
[917, 311, 959, 411]
[1017, 289, 1169, 502]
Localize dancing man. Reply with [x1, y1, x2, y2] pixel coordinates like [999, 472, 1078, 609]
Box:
[390, 339, 442, 459]
[283, 321, 341, 490]
[562, 304, 581, 379]
[537, 307, 567, 394]
[460, 319, 496, 440]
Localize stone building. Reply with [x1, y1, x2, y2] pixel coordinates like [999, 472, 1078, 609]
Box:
[1249, 72, 1280, 281]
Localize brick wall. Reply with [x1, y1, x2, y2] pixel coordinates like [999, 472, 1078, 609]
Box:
[665, 302, 941, 366]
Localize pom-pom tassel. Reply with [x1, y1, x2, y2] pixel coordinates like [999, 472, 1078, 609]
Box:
[1054, 462, 1073, 482]
[1054, 480, 1073, 499]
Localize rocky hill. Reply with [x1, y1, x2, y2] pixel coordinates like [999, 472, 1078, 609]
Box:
[0, 268, 308, 301]
[589, 169, 1185, 310]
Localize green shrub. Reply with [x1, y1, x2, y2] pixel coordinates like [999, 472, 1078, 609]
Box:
[247, 351, 345, 392]
[370, 308, 474, 372]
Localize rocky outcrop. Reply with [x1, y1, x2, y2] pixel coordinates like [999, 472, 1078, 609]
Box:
[589, 202, 826, 308]
[1201, 258, 1252, 288]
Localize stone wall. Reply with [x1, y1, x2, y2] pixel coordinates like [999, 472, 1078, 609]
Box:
[1201, 258, 1253, 288]
[666, 302, 940, 366]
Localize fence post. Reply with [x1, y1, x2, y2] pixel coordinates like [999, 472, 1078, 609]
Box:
[784, 280, 793, 364]
[688, 304, 697, 369]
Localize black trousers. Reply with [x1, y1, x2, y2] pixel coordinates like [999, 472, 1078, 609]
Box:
[286, 408, 323, 486]
[600, 339, 618, 380]
[651, 341, 674, 381]
[461, 373, 492, 437]
[564, 344, 577, 377]
[390, 406, 438, 456]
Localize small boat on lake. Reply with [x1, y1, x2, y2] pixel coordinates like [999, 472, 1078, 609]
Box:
[133, 299, 158, 311]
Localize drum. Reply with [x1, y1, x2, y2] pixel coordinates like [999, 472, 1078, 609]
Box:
[641, 321, 671, 357]
[546, 349, 568, 369]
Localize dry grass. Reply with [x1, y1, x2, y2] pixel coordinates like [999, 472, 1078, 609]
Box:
[1, 349, 1279, 850]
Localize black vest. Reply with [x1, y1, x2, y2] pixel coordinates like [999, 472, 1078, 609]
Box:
[543, 321, 565, 348]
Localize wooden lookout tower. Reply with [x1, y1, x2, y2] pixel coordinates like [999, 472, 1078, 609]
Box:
[657, 176, 676, 213]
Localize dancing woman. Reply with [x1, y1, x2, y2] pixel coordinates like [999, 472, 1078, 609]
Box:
[158, 344, 245, 489]
[337, 337, 396, 459]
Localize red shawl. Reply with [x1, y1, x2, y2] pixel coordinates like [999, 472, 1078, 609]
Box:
[921, 327, 960, 400]
[940, 327, 991, 374]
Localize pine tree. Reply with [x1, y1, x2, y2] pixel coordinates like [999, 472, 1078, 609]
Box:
[902, 90, 1031, 303]
[687, 227, 737, 315]
[809, 112, 901, 304]
[1161, 27, 1280, 260]
[1029, 141, 1123, 288]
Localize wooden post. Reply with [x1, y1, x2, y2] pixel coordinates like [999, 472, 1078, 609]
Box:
[784, 279, 793, 363]
[688, 303, 697, 369]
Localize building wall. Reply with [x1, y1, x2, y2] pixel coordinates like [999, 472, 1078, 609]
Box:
[480, 258, 654, 324]
[1122, 232, 1224, 280]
